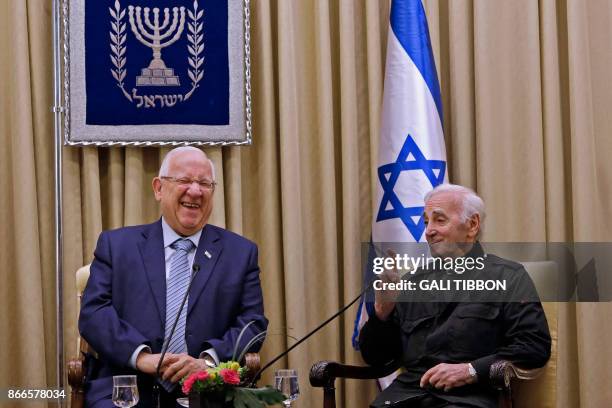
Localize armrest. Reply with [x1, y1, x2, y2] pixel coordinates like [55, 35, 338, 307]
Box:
[242, 353, 261, 385]
[67, 355, 85, 388]
[67, 351, 87, 408]
[489, 360, 544, 390]
[67, 337, 98, 408]
[310, 360, 400, 388]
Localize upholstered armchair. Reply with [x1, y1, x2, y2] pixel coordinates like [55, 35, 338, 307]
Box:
[66, 264, 262, 408]
[310, 358, 545, 408]
[67, 264, 92, 408]
[310, 262, 558, 408]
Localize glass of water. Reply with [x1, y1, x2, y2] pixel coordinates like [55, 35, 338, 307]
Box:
[274, 369, 299, 407]
[112, 375, 139, 407]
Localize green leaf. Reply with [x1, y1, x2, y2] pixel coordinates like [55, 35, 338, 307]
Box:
[233, 388, 264, 408]
[237, 387, 287, 405]
[232, 321, 257, 362]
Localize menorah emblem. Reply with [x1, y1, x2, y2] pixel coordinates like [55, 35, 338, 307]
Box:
[127, 5, 186, 86]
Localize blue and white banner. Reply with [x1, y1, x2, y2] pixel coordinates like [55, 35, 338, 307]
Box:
[64, 0, 250, 145]
[353, 0, 448, 386]
[374, 0, 447, 244]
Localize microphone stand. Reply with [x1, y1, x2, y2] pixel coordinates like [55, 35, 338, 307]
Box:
[249, 277, 377, 386]
[153, 264, 200, 408]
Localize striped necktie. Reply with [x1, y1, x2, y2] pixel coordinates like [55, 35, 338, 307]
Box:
[161, 238, 195, 391]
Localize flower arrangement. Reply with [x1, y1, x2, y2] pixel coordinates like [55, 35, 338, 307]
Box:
[181, 361, 285, 407]
[181, 323, 286, 408]
[181, 361, 246, 394]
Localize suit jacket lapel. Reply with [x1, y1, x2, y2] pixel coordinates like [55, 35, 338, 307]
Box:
[138, 220, 167, 325]
[188, 224, 222, 316]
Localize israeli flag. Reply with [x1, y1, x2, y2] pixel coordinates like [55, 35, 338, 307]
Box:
[353, 0, 448, 387]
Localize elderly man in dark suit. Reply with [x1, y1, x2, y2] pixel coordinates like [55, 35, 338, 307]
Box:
[360, 184, 551, 408]
[80, 147, 267, 407]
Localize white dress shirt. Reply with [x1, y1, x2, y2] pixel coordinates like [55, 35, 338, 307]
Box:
[129, 218, 219, 368]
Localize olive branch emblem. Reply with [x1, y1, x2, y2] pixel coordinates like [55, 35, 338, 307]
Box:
[185, 1, 204, 101]
[109, 0, 131, 101]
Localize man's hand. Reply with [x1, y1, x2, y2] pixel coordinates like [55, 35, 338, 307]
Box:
[135, 352, 164, 375]
[420, 363, 476, 392]
[160, 353, 207, 384]
[374, 249, 401, 321]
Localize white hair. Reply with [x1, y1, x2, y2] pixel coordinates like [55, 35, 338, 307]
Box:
[424, 184, 486, 238]
[158, 146, 216, 180]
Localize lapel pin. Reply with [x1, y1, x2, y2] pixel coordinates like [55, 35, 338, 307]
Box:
[205, 250, 212, 259]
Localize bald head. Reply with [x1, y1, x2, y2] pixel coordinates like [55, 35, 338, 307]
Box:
[159, 146, 216, 181]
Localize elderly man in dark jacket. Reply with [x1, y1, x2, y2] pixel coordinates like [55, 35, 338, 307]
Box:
[360, 184, 551, 408]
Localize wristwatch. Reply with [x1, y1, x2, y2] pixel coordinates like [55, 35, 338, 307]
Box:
[202, 353, 217, 368]
[467, 363, 478, 381]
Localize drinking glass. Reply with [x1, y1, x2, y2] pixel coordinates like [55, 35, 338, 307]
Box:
[112, 375, 139, 407]
[274, 369, 299, 407]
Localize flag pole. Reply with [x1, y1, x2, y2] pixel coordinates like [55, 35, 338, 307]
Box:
[52, 0, 65, 404]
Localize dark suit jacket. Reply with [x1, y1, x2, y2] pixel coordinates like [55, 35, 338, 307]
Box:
[79, 220, 268, 407]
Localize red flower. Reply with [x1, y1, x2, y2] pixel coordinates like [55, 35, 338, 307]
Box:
[182, 374, 196, 394]
[196, 371, 209, 381]
[182, 370, 210, 394]
[219, 368, 240, 385]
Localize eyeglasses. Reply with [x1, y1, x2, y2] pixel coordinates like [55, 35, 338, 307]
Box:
[160, 176, 217, 191]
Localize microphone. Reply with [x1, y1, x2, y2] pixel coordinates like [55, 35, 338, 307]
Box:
[249, 274, 381, 386]
[153, 263, 200, 407]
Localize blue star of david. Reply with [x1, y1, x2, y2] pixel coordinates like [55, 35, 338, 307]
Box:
[376, 135, 446, 241]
